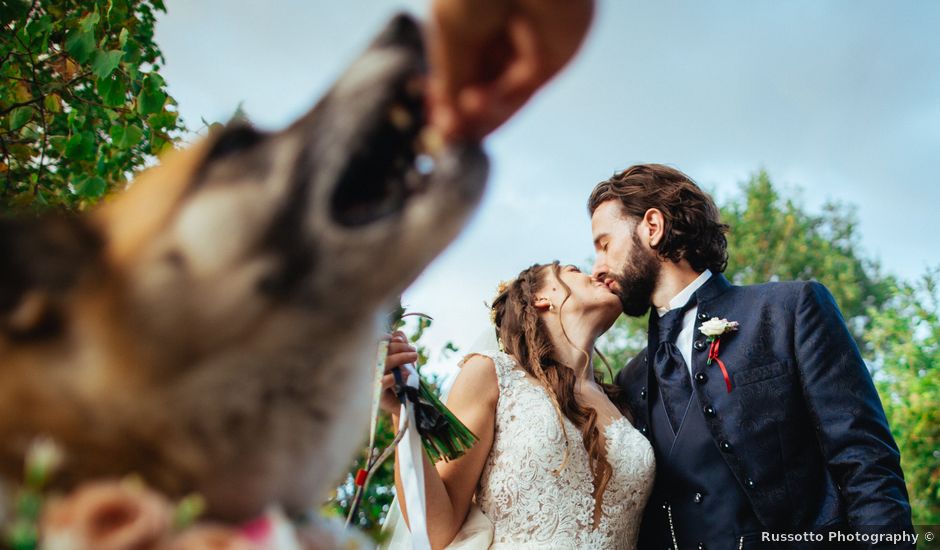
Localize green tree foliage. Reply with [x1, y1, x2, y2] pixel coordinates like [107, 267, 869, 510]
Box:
[326, 412, 398, 541]
[867, 272, 940, 525]
[1, 0, 183, 211]
[722, 171, 894, 347]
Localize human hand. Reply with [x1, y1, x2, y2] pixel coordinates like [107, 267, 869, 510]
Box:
[427, 0, 594, 140]
[380, 331, 419, 416]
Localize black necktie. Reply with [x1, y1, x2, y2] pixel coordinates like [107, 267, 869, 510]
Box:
[653, 298, 696, 433]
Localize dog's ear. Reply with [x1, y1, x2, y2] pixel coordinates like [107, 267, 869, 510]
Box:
[202, 122, 265, 163]
[0, 217, 102, 340]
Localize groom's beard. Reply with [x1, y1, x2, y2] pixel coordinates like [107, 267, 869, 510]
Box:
[611, 233, 661, 317]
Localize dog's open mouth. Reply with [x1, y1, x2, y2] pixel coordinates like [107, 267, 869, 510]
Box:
[330, 74, 442, 227]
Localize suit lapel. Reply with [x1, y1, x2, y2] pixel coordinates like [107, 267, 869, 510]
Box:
[689, 273, 736, 391]
[696, 272, 733, 303]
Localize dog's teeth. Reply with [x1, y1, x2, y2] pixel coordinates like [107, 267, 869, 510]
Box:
[418, 127, 444, 156]
[388, 104, 413, 130]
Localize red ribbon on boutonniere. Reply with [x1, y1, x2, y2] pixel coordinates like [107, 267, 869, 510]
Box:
[699, 317, 740, 393]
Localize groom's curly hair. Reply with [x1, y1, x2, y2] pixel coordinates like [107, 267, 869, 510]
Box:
[588, 164, 729, 273]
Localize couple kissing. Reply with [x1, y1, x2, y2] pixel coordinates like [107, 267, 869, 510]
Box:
[382, 163, 913, 550]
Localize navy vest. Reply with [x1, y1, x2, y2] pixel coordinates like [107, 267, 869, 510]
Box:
[645, 373, 762, 548]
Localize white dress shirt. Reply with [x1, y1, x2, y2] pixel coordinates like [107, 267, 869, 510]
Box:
[656, 269, 713, 374]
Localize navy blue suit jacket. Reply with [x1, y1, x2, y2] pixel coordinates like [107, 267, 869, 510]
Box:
[617, 273, 913, 545]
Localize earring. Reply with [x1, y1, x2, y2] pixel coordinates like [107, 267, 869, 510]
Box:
[549, 303, 556, 312]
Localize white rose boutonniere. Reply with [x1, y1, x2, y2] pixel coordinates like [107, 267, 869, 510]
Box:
[699, 317, 739, 338]
[698, 317, 739, 392]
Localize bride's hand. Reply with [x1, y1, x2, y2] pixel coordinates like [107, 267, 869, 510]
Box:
[380, 331, 419, 416]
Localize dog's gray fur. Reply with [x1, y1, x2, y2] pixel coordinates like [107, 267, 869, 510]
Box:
[0, 15, 487, 521]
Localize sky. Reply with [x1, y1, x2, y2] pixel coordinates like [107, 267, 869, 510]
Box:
[155, 1, 940, 376]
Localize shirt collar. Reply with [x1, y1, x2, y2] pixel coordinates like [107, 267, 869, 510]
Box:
[656, 269, 713, 317]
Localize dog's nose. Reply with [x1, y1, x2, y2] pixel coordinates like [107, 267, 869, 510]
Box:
[373, 13, 424, 55]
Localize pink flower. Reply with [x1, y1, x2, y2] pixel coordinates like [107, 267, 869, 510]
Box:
[41, 480, 172, 550]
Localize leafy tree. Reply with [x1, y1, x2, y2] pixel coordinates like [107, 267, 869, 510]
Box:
[867, 271, 940, 525]
[0, 0, 183, 211]
[721, 171, 894, 347]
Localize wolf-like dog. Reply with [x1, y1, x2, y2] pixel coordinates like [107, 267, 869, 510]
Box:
[0, 15, 487, 521]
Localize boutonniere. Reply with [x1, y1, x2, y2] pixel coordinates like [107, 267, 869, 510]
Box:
[699, 317, 739, 393]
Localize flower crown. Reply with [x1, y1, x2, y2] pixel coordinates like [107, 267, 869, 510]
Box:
[489, 279, 513, 326]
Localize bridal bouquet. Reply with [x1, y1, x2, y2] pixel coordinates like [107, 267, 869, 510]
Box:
[345, 304, 478, 529]
[385, 303, 478, 463]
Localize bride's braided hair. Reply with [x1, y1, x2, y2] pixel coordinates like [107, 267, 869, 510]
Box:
[490, 261, 626, 506]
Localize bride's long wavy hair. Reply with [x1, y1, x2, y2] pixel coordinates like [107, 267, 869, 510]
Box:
[489, 261, 628, 505]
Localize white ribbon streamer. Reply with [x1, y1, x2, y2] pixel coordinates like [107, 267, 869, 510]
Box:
[370, 342, 389, 450]
[397, 363, 431, 550]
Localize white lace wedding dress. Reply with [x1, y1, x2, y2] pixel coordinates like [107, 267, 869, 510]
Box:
[473, 350, 655, 550]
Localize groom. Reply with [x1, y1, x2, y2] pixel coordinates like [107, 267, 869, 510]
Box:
[588, 164, 914, 549]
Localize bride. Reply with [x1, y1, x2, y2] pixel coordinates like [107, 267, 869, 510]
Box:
[380, 262, 655, 549]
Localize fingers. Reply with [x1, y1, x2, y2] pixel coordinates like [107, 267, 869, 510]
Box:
[386, 350, 418, 371]
[380, 373, 405, 414]
[380, 329, 415, 413]
[428, 17, 543, 139]
[427, 0, 511, 140]
[385, 331, 418, 371]
[427, 0, 594, 141]
[428, 0, 511, 98]
[382, 330, 409, 345]
[381, 369, 413, 388]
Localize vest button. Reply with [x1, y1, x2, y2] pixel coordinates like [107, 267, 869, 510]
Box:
[746, 477, 756, 488]
[640, 388, 647, 400]
[694, 339, 707, 351]
[694, 371, 707, 384]
[697, 312, 709, 321]
[693, 492, 703, 503]
[720, 440, 732, 452]
[703, 405, 716, 417]
[697, 544, 707, 550]
[662, 502, 669, 510]
[640, 426, 649, 435]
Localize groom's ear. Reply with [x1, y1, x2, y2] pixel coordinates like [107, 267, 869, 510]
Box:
[641, 208, 666, 248]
